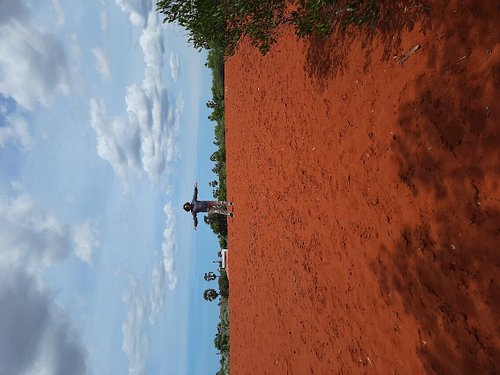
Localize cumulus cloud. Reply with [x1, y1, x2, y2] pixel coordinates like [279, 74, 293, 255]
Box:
[0, 194, 100, 270]
[0, 195, 69, 270]
[139, 12, 164, 72]
[0, 194, 90, 375]
[90, 7, 179, 182]
[72, 221, 100, 264]
[114, 0, 152, 28]
[92, 47, 112, 81]
[89, 97, 142, 182]
[169, 53, 180, 81]
[0, 1, 70, 110]
[125, 82, 175, 180]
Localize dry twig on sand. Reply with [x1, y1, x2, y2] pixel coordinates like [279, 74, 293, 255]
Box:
[443, 54, 471, 72]
[397, 44, 422, 64]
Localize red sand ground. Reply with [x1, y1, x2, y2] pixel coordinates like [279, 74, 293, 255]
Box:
[225, 1, 499, 374]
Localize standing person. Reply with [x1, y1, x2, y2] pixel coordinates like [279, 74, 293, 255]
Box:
[183, 183, 233, 230]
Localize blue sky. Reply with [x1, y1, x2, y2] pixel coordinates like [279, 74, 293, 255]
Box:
[0, 1, 223, 374]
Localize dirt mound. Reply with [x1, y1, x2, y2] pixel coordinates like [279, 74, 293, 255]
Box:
[226, 1, 499, 373]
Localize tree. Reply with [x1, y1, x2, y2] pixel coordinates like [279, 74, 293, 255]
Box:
[204, 272, 217, 281]
[156, 0, 226, 51]
[214, 324, 230, 352]
[203, 288, 219, 301]
[157, 0, 383, 57]
[157, 0, 286, 55]
[204, 213, 228, 244]
[218, 270, 229, 298]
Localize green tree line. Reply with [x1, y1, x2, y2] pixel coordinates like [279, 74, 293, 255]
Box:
[201, 44, 230, 374]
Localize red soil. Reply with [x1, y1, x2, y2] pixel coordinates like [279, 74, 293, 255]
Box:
[225, 1, 499, 374]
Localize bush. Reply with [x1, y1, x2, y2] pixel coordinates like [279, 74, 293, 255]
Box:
[218, 269, 229, 298]
[157, 0, 382, 56]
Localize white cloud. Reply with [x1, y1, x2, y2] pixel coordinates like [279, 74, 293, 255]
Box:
[51, 0, 66, 28]
[89, 97, 142, 182]
[148, 201, 177, 324]
[91, 5, 179, 184]
[118, 201, 178, 371]
[121, 252, 176, 374]
[72, 221, 100, 264]
[169, 53, 180, 81]
[124, 81, 175, 180]
[0, 112, 32, 149]
[0, 194, 90, 375]
[92, 47, 112, 81]
[122, 277, 148, 375]
[161, 202, 177, 290]
[120, 202, 178, 372]
[0, 194, 99, 270]
[139, 12, 164, 72]
[0, 1, 70, 110]
[149, 260, 166, 324]
[149, 203, 177, 324]
[0, 194, 69, 270]
[114, 0, 152, 28]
